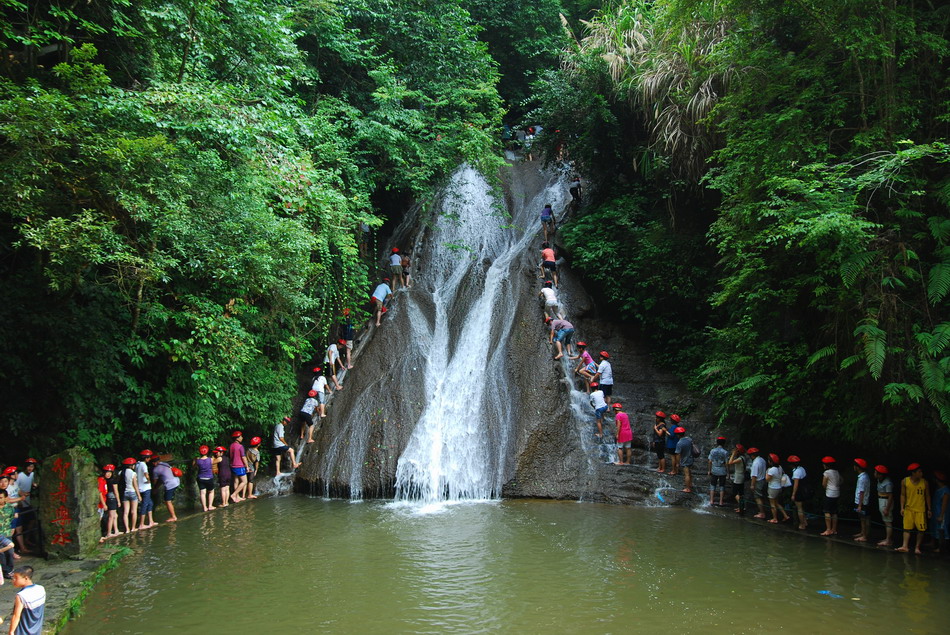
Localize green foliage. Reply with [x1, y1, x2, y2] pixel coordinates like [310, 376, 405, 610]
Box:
[0, 0, 503, 457]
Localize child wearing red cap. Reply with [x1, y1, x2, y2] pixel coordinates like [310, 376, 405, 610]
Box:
[853, 459, 871, 542]
[788, 456, 809, 530]
[324, 342, 345, 391]
[728, 445, 749, 513]
[119, 458, 141, 534]
[102, 466, 121, 539]
[371, 279, 393, 327]
[195, 446, 216, 512]
[570, 342, 597, 393]
[229, 431, 249, 503]
[539, 242, 558, 287]
[388, 247, 405, 289]
[874, 465, 894, 546]
[820, 457, 841, 536]
[707, 437, 729, 506]
[613, 404, 633, 465]
[652, 413, 669, 473]
[212, 447, 231, 509]
[897, 463, 930, 554]
[592, 352, 613, 397]
[589, 383, 608, 438]
[765, 453, 790, 524]
[245, 437, 261, 500]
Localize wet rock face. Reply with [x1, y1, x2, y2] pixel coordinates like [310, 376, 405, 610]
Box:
[297, 160, 728, 506]
[38, 447, 101, 558]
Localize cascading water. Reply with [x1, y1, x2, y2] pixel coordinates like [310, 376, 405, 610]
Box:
[393, 165, 566, 503]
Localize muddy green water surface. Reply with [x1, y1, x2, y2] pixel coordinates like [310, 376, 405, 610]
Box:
[66, 497, 948, 633]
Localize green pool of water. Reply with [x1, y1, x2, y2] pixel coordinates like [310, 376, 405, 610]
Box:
[65, 497, 948, 633]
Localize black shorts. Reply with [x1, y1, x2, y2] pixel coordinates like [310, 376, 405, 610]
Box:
[270, 445, 290, 456]
[299, 411, 314, 426]
[823, 495, 839, 515]
[197, 478, 215, 491]
[652, 442, 664, 459]
[710, 474, 726, 490]
[106, 495, 118, 511]
[601, 384, 612, 397]
[543, 261, 557, 271]
[666, 446, 677, 457]
[731, 482, 745, 498]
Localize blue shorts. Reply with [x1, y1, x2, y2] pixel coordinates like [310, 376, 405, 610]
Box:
[163, 487, 177, 502]
[138, 490, 154, 515]
[10, 516, 19, 529]
[122, 491, 137, 502]
[555, 328, 574, 343]
[232, 467, 247, 477]
[595, 405, 608, 419]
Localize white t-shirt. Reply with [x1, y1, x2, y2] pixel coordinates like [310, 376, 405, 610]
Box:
[855, 471, 871, 505]
[326, 344, 339, 365]
[589, 390, 607, 410]
[312, 376, 329, 394]
[123, 468, 137, 494]
[372, 283, 392, 302]
[301, 397, 318, 415]
[792, 466, 806, 482]
[15, 472, 33, 502]
[389, 253, 402, 266]
[766, 466, 784, 490]
[540, 288, 558, 306]
[272, 423, 286, 448]
[135, 461, 151, 492]
[597, 361, 613, 385]
[824, 469, 842, 497]
[750, 456, 767, 480]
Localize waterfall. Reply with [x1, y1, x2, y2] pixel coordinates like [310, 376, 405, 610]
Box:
[393, 165, 565, 503]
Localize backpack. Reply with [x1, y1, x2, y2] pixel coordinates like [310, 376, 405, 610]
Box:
[691, 442, 701, 458]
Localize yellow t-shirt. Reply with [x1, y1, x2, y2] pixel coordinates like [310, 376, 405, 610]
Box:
[903, 477, 928, 512]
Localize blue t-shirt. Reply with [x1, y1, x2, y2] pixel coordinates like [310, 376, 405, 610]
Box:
[665, 429, 678, 450]
[708, 446, 729, 476]
[14, 584, 46, 635]
[675, 437, 694, 467]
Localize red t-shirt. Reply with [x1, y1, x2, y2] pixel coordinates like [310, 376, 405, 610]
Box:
[541, 248, 555, 262]
[97, 476, 107, 509]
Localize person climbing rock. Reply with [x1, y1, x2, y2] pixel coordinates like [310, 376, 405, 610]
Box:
[897, 462, 930, 553]
[299, 389, 320, 443]
[545, 316, 575, 360]
[539, 281, 562, 320]
[728, 444, 749, 514]
[229, 430, 249, 503]
[311, 367, 331, 420]
[389, 247, 405, 289]
[707, 437, 729, 506]
[652, 412, 669, 473]
[748, 447, 767, 519]
[540, 203, 555, 241]
[539, 242, 558, 287]
[853, 458, 871, 542]
[674, 427, 694, 492]
[570, 341, 597, 392]
[324, 342, 345, 391]
[820, 456, 841, 536]
[589, 382, 607, 438]
[874, 464, 894, 546]
[665, 414, 681, 474]
[569, 176, 582, 203]
[613, 403, 633, 465]
[371, 278, 393, 327]
[401, 250, 413, 288]
[592, 351, 613, 397]
[271, 416, 300, 474]
[339, 309, 356, 369]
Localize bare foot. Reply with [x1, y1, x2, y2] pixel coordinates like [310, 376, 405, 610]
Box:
[248, 495, 258, 499]
[553, 354, 562, 360]
[768, 519, 779, 524]
[307, 439, 315, 443]
[754, 513, 767, 519]
[876, 540, 889, 547]
[854, 537, 867, 542]
[895, 546, 909, 552]
[166, 517, 177, 523]
[613, 462, 623, 466]
[294, 462, 302, 468]
[915, 549, 922, 555]
[208, 506, 216, 511]
[682, 489, 693, 493]
[347, 365, 354, 369]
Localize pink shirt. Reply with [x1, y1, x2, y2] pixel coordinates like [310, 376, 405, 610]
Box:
[229, 441, 247, 469]
[541, 248, 555, 262]
[616, 412, 633, 444]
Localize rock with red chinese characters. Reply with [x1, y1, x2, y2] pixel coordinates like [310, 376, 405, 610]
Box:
[38, 447, 100, 558]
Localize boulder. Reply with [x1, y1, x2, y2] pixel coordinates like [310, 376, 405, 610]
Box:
[38, 447, 100, 558]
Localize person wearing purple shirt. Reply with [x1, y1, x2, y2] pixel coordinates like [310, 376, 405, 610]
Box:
[149, 456, 180, 523]
[545, 316, 575, 360]
[229, 430, 249, 503]
[194, 445, 216, 512]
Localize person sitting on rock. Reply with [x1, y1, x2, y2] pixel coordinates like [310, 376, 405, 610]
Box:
[371, 278, 393, 327]
[613, 403, 633, 465]
[271, 416, 300, 474]
[591, 351, 613, 397]
[539, 242, 559, 287]
[652, 412, 669, 473]
[589, 382, 608, 438]
[570, 341, 597, 392]
[674, 426, 694, 493]
[539, 281, 562, 320]
[545, 316, 575, 360]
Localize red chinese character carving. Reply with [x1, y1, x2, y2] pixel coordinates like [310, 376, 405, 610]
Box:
[52, 457, 72, 480]
[51, 505, 73, 528]
[51, 532, 73, 546]
[51, 480, 70, 505]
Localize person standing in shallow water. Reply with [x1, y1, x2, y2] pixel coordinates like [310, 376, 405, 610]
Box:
[674, 426, 694, 493]
[932, 470, 948, 553]
[613, 403, 633, 465]
[874, 465, 894, 547]
[229, 431, 249, 503]
[788, 455, 809, 530]
[748, 447, 767, 519]
[897, 462, 930, 554]
[853, 458, 871, 542]
[728, 445, 749, 514]
[820, 456, 841, 536]
[652, 412, 669, 473]
[246, 437, 261, 500]
[195, 445, 215, 512]
[765, 453, 790, 524]
[665, 414, 681, 475]
[212, 446, 231, 509]
[707, 437, 729, 506]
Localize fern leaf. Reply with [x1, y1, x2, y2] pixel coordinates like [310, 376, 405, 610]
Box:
[928, 216, 950, 244]
[854, 320, 887, 380]
[883, 382, 923, 405]
[722, 374, 770, 393]
[839, 251, 877, 287]
[919, 358, 946, 400]
[840, 354, 862, 370]
[918, 323, 950, 356]
[806, 345, 836, 367]
[928, 262, 950, 305]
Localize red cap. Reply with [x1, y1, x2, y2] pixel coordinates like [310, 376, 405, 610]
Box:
[612, 403, 622, 409]
[312, 367, 321, 373]
[383, 277, 390, 282]
[670, 414, 681, 423]
[338, 339, 346, 346]
[102, 464, 116, 472]
[232, 430, 243, 438]
[590, 382, 599, 388]
[214, 446, 226, 453]
[874, 465, 888, 474]
[673, 426, 686, 434]
[23, 458, 38, 464]
[199, 445, 209, 455]
[171, 467, 183, 477]
[577, 341, 587, 347]
[544, 316, 552, 324]
[122, 457, 136, 465]
[907, 462, 921, 472]
[139, 449, 153, 457]
[343, 308, 350, 316]
[282, 416, 292, 423]
[391, 247, 399, 253]
[747, 447, 759, 454]
[655, 411, 666, 418]
[854, 458, 867, 469]
[716, 436, 727, 442]
[735, 444, 745, 453]
[769, 453, 780, 464]
[308, 390, 318, 397]
[250, 437, 262, 447]
[2, 466, 17, 476]
[822, 456, 836, 464]
[599, 351, 609, 359]
[787, 455, 801, 463]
